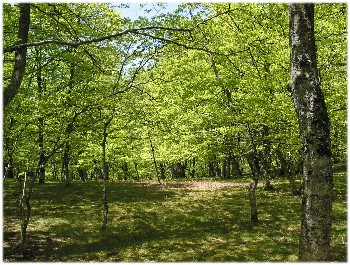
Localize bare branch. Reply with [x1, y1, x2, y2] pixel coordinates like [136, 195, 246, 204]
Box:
[3, 26, 192, 53]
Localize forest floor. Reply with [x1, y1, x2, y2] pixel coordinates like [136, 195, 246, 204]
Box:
[3, 163, 347, 262]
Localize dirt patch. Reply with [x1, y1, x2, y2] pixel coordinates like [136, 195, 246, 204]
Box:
[164, 181, 248, 190]
[136, 181, 248, 190]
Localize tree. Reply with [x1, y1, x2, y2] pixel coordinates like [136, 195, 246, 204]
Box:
[288, 3, 333, 261]
[3, 4, 30, 109]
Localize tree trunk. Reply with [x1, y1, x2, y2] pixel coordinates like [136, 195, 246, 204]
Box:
[61, 140, 71, 187]
[289, 4, 333, 261]
[191, 157, 196, 178]
[52, 164, 58, 180]
[246, 149, 259, 223]
[38, 151, 46, 184]
[78, 168, 87, 181]
[276, 148, 288, 177]
[101, 125, 108, 231]
[121, 161, 128, 181]
[261, 126, 274, 191]
[3, 4, 30, 109]
[249, 178, 258, 223]
[208, 155, 216, 177]
[148, 132, 160, 183]
[18, 170, 35, 257]
[159, 162, 166, 180]
[37, 48, 46, 184]
[134, 162, 140, 181]
[221, 154, 228, 178]
[101, 115, 113, 230]
[231, 153, 242, 176]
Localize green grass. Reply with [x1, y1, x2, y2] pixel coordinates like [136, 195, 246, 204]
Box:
[3, 167, 347, 262]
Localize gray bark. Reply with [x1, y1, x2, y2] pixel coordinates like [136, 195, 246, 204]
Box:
[246, 149, 259, 223]
[101, 115, 113, 231]
[289, 3, 333, 261]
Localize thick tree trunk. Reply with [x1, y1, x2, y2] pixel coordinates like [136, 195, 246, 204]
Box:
[289, 4, 333, 261]
[231, 153, 242, 176]
[3, 4, 30, 109]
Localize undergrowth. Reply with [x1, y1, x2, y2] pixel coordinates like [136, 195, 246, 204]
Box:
[3, 166, 347, 261]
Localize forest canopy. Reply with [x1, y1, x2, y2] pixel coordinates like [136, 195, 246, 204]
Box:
[3, 3, 346, 181]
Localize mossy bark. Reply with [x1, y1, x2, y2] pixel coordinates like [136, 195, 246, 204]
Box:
[289, 3, 333, 261]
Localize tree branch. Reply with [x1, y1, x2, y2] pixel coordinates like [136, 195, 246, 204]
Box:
[3, 26, 192, 53]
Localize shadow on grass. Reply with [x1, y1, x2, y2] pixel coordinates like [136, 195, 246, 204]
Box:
[3, 171, 347, 262]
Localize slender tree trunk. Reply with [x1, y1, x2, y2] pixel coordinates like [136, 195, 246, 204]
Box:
[249, 178, 258, 223]
[134, 162, 140, 181]
[61, 139, 71, 187]
[289, 4, 333, 261]
[38, 148, 45, 184]
[18, 169, 37, 258]
[61, 122, 74, 187]
[159, 162, 166, 180]
[52, 164, 57, 180]
[261, 126, 274, 191]
[101, 125, 108, 231]
[121, 161, 129, 180]
[148, 132, 160, 183]
[3, 4, 30, 109]
[101, 115, 113, 231]
[191, 157, 196, 178]
[36, 48, 46, 184]
[208, 155, 216, 177]
[246, 149, 259, 223]
[276, 148, 288, 177]
[4, 137, 15, 179]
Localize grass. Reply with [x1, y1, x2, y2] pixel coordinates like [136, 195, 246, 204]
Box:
[3, 165, 347, 262]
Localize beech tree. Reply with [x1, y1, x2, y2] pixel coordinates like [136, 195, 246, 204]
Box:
[288, 3, 333, 261]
